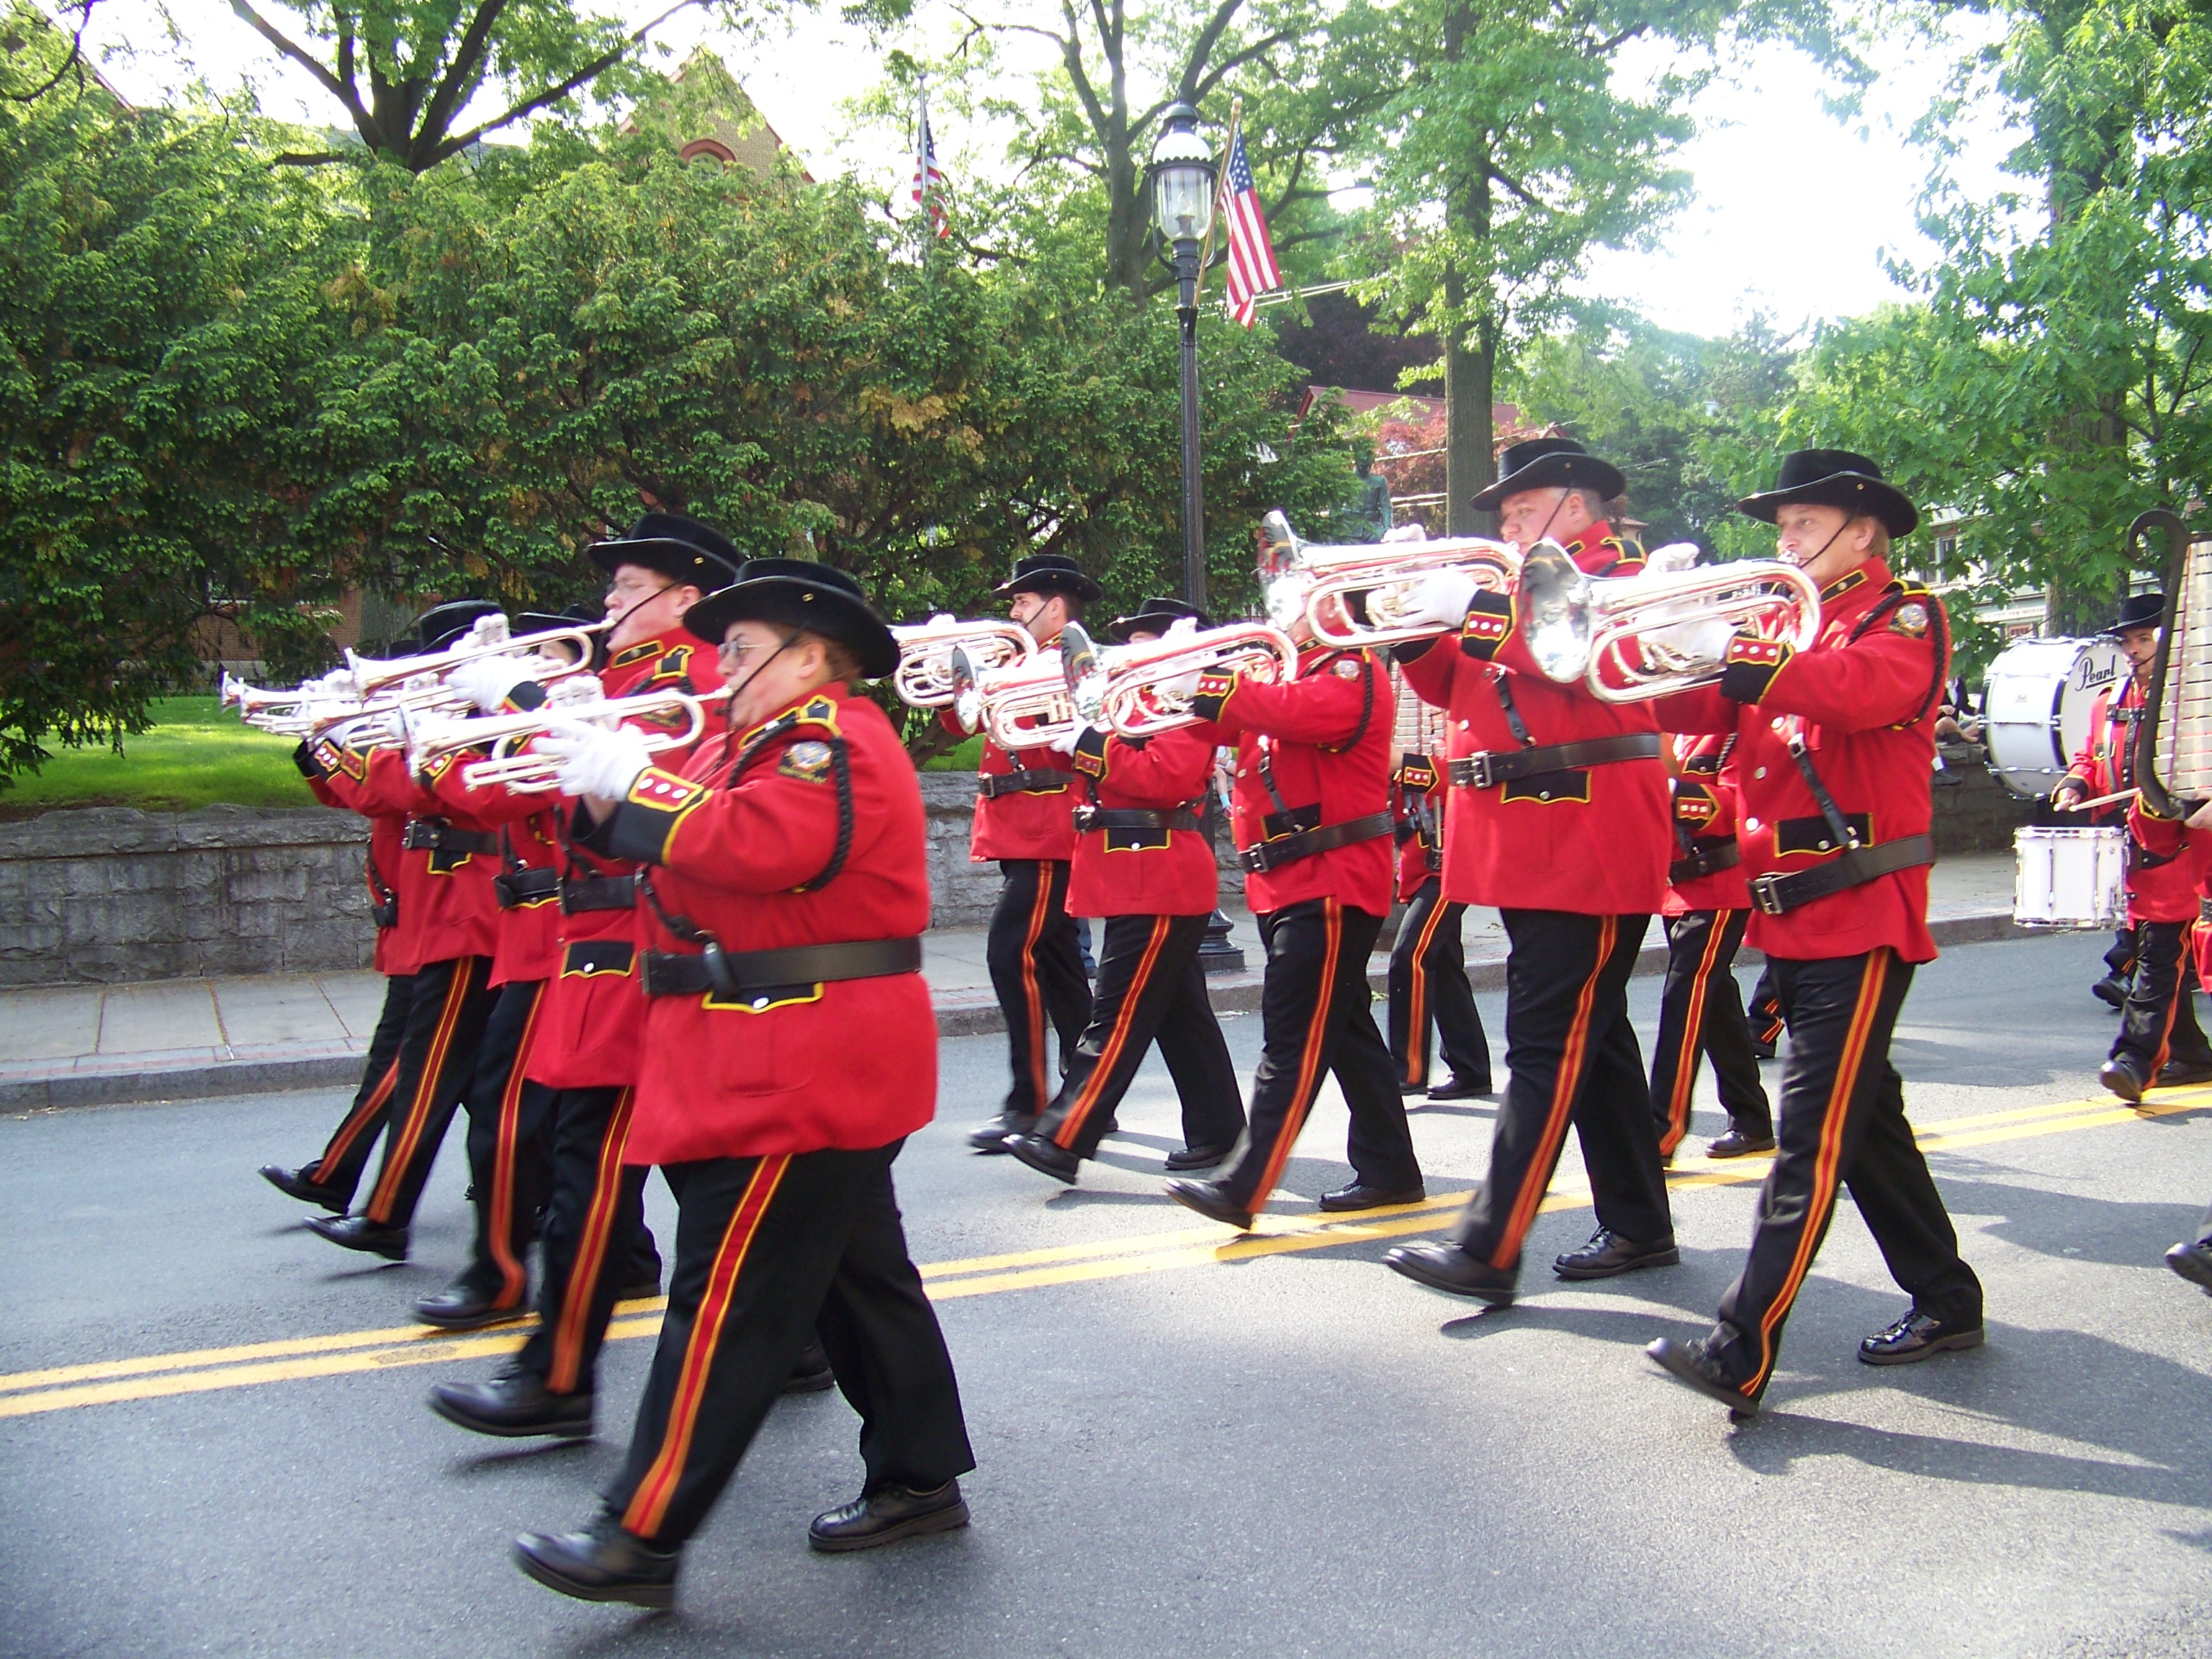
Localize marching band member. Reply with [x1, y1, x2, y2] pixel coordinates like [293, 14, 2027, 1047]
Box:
[1643, 449, 1984, 1416]
[963, 554, 1097, 1153]
[429, 515, 734, 1439]
[2054, 595, 2167, 1008]
[2097, 791, 2212, 1101]
[1650, 732, 1774, 1161]
[291, 601, 508, 1262]
[510, 558, 973, 1610]
[1381, 439, 1678, 1302]
[1163, 593, 1424, 1231]
[1001, 601, 1246, 1183]
[1385, 738, 1492, 1101]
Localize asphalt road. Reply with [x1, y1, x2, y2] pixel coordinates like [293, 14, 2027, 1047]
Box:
[6, 931, 2212, 1659]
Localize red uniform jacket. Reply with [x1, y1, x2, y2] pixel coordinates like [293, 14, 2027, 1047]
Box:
[958, 628, 1078, 863]
[2062, 676, 2145, 811]
[309, 742, 499, 966]
[1398, 522, 1671, 916]
[1655, 559, 1946, 963]
[527, 627, 725, 1092]
[1063, 724, 1219, 918]
[2122, 800, 2211, 924]
[426, 764, 566, 987]
[1193, 644, 1395, 917]
[308, 775, 414, 976]
[1663, 733, 1751, 915]
[1393, 753, 1446, 904]
[601, 684, 936, 1164]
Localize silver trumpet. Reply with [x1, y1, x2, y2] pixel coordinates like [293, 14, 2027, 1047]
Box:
[1516, 546, 1822, 703]
[1259, 511, 1519, 648]
[408, 679, 716, 794]
[346, 614, 605, 700]
[1061, 619, 1300, 739]
[947, 644, 1075, 751]
[891, 615, 1035, 709]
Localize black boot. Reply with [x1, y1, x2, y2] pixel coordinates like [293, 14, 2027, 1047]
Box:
[1383, 1242, 1516, 1305]
[414, 1283, 529, 1331]
[303, 1213, 408, 1261]
[514, 1512, 678, 1609]
[259, 1164, 349, 1213]
[807, 1480, 969, 1552]
[785, 1341, 835, 1394]
[430, 1370, 593, 1439]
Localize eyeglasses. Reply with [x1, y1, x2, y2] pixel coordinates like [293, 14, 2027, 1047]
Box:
[717, 639, 776, 660]
[606, 577, 673, 601]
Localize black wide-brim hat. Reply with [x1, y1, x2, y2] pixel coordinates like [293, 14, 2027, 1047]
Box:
[683, 558, 899, 680]
[994, 552, 1103, 603]
[1470, 438, 1627, 513]
[587, 511, 742, 591]
[415, 599, 505, 654]
[1737, 449, 1920, 539]
[2105, 593, 2166, 635]
[1109, 595, 1215, 642]
[515, 603, 603, 662]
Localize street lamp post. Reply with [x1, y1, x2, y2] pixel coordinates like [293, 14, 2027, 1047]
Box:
[1145, 104, 1244, 973]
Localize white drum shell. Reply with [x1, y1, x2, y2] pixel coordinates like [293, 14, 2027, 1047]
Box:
[2013, 826, 2128, 930]
[1982, 635, 2125, 799]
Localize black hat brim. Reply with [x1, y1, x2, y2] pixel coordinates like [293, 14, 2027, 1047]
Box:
[1471, 451, 1627, 513]
[1737, 473, 1919, 538]
[1109, 607, 1213, 642]
[994, 570, 1104, 603]
[588, 536, 739, 592]
[683, 577, 899, 680]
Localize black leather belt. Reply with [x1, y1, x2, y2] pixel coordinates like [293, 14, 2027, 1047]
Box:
[1748, 834, 1935, 916]
[980, 768, 1074, 798]
[369, 899, 400, 930]
[402, 818, 498, 855]
[1670, 836, 1742, 885]
[1447, 733, 1660, 789]
[493, 867, 560, 908]
[1073, 806, 1200, 833]
[561, 874, 637, 914]
[1238, 811, 1394, 873]
[642, 936, 925, 999]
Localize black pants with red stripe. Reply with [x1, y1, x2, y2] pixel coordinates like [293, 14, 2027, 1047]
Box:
[2110, 920, 2212, 1073]
[1651, 909, 1771, 1155]
[989, 859, 1094, 1118]
[1218, 900, 1421, 1214]
[354, 955, 498, 1229]
[1447, 910, 1672, 1270]
[455, 979, 555, 1310]
[1387, 877, 1492, 1092]
[305, 972, 414, 1202]
[516, 1085, 655, 1395]
[1748, 965, 1784, 1048]
[1038, 913, 1244, 1159]
[1703, 950, 1982, 1402]
[602, 1141, 974, 1548]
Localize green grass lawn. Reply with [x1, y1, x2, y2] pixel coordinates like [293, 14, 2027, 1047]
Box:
[1, 697, 317, 819]
[1, 698, 986, 819]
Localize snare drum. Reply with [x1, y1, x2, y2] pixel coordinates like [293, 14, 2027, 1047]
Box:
[1982, 635, 2125, 798]
[2014, 825, 2128, 929]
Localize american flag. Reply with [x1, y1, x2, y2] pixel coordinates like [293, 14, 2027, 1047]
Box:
[912, 81, 949, 239]
[1220, 130, 1282, 325]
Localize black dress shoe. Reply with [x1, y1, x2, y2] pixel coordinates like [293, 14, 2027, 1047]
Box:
[808, 1480, 969, 1552]
[1004, 1133, 1082, 1184]
[1163, 1143, 1229, 1172]
[1318, 1182, 1426, 1213]
[1398, 1079, 1430, 1097]
[1858, 1306, 1984, 1365]
[1163, 1178, 1255, 1231]
[1706, 1128, 1777, 1159]
[259, 1164, 349, 1213]
[1553, 1227, 1680, 1280]
[514, 1513, 678, 1608]
[968, 1113, 1035, 1154]
[303, 1213, 408, 1261]
[2092, 974, 2130, 1009]
[413, 1285, 529, 1331]
[431, 1370, 594, 1438]
[1426, 1076, 1493, 1101]
[1646, 1336, 1758, 1419]
[2164, 1238, 2212, 1292]
[2100, 1054, 2150, 1103]
[785, 1341, 835, 1393]
[1382, 1242, 1516, 1305]
[2157, 1060, 2212, 1087]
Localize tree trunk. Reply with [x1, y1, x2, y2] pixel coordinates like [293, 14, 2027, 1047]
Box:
[1438, 1, 1494, 536]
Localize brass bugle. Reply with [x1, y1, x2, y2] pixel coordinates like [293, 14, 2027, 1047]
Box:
[948, 644, 1075, 751]
[345, 615, 606, 700]
[891, 615, 1035, 709]
[405, 682, 719, 794]
[1066, 620, 1300, 739]
[1257, 513, 1519, 648]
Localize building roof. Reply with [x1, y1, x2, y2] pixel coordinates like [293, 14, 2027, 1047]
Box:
[622, 47, 812, 181]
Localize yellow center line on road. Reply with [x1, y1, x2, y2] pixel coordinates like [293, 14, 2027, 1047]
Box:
[4, 1084, 2207, 1421]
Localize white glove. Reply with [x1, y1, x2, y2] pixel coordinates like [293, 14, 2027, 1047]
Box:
[1645, 541, 1701, 574]
[538, 717, 652, 800]
[451, 654, 534, 714]
[1047, 725, 1083, 756]
[1162, 669, 1203, 702]
[1644, 616, 1736, 665]
[1397, 570, 1479, 631]
[1164, 616, 1200, 640]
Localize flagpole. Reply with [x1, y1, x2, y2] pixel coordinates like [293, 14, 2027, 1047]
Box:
[1195, 96, 1238, 292]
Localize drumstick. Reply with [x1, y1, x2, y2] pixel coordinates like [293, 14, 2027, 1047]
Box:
[2059, 788, 2138, 813]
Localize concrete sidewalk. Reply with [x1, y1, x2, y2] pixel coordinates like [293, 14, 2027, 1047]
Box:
[0, 853, 2024, 1110]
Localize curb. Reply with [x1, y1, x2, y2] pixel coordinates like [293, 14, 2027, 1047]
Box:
[2, 910, 2031, 1112]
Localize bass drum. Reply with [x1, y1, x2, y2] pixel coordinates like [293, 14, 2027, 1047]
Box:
[1982, 634, 2125, 799]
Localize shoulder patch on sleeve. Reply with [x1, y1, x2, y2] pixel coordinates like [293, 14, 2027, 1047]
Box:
[1334, 658, 1361, 679]
[777, 739, 834, 783]
[1890, 600, 1930, 638]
